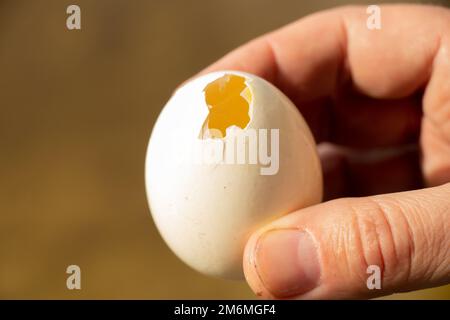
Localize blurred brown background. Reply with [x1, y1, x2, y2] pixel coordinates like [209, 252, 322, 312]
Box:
[0, 0, 448, 299]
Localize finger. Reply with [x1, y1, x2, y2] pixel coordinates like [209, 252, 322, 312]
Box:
[243, 184, 450, 299]
[326, 90, 422, 148]
[422, 32, 450, 186]
[199, 5, 448, 146]
[319, 143, 423, 200]
[203, 5, 444, 100]
[290, 93, 422, 148]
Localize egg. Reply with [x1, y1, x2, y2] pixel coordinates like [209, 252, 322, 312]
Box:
[145, 71, 322, 279]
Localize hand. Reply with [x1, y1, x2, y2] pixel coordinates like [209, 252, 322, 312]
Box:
[200, 5, 450, 299]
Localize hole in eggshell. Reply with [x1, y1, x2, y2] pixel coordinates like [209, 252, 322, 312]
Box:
[200, 74, 252, 139]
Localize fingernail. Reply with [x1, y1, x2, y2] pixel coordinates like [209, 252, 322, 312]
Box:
[253, 229, 321, 298]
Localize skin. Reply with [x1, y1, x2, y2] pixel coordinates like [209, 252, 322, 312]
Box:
[197, 5, 450, 299]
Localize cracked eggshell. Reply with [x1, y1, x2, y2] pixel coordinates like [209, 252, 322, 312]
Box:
[145, 70, 322, 279]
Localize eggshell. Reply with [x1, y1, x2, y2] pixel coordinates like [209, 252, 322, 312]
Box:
[145, 71, 322, 279]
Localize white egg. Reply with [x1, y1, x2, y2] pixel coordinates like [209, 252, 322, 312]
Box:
[145, 70, 322, 279]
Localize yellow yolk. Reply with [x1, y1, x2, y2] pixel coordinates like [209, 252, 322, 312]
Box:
[200, 74, 252, 139]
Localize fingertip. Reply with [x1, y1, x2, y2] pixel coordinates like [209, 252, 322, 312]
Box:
[243, 230, 274, 299]
[244, 227, 322, 300]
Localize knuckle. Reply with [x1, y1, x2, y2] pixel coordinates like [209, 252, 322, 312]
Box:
[345, 198, 415, 288]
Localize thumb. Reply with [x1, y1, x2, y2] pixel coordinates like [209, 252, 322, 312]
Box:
[243, 183, 450, 299]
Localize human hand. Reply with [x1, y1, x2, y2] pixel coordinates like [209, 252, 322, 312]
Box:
[200, 5, 450, 299]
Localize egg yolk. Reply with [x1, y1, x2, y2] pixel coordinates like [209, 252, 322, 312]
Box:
[200, 74, 252, 139]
